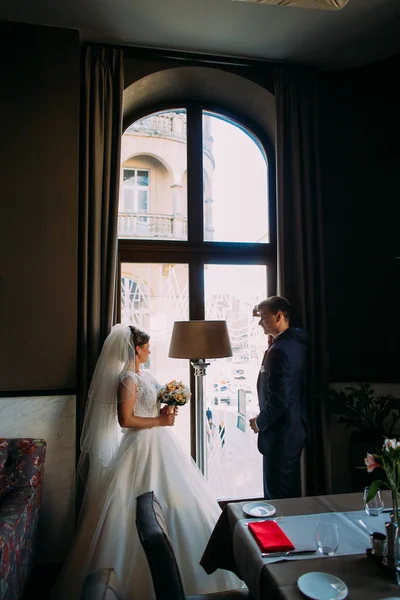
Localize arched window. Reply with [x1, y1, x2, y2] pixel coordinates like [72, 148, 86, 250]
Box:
[118, 98, 275, 501]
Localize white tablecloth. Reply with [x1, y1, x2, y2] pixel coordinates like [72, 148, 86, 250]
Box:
[233, 509, 391, 600]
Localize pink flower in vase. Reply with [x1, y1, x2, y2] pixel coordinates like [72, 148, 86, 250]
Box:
[364, 453, 380, 473]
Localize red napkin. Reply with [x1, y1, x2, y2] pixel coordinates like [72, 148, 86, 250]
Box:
[248, 520, 295, 552]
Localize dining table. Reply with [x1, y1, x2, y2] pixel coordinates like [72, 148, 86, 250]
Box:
[200, 491, 400, 600]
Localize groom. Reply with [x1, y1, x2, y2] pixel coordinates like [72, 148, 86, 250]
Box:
[249, 296, 309, 499]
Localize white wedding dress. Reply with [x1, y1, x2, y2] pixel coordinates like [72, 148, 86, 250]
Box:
[51, 370, 242, 599]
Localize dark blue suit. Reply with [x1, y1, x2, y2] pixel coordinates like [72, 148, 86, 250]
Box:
[256, 327, 309, 499]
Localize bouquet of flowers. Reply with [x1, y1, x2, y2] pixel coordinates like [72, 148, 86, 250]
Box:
[364, 437, 400, 522]
[157, 380, 191, 414]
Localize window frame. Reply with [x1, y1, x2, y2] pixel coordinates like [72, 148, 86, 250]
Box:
[118, 102, 277, 463]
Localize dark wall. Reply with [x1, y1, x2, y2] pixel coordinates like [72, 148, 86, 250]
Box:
[123, 55, 275, 142]
[319, 55, 400, 383]
[0, 23, 80, 390]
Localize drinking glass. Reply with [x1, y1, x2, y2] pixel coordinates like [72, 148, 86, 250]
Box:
[315, 522, 339, 556]
[363, 486, 384, 516]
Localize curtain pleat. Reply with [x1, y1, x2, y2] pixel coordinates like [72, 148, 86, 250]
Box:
[274, 65, 331, 495]
[77, 45, 124, 439]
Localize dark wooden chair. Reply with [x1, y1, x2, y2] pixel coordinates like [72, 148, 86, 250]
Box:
[136, 491, 250, 600]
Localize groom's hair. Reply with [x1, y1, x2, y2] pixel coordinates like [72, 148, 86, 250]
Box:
[257, 296, 291, 321]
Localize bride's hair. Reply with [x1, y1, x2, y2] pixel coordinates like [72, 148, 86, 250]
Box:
[129, 325, 150, 349]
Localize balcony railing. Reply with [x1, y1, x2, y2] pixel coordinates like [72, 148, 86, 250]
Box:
[118, 212, 187, 239]
[118, 212, 214, 240]
[126, 111, 213, 156]
[126, 112, 186, 142]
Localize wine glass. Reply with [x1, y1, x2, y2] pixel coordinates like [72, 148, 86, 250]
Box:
[315, 522, 339, 556]
[363, 486, 384, 516]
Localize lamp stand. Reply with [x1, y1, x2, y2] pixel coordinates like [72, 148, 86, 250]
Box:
[191, 359, 209, 477]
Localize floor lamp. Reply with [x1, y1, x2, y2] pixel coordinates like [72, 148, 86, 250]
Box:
[168, 320, 232, 476]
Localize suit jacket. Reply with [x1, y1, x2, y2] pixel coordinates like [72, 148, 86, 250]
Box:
[256, 327, 309, 458]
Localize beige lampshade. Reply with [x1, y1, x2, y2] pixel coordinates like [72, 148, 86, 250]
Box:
[168, 320, 232, 360]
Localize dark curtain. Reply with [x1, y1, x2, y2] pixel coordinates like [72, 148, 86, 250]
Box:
[77, 45, 124, 436]
[274, 66, 331, 495]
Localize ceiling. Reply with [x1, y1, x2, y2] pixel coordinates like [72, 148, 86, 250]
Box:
[234, 0, 349, 8]
[1, 0, 400, 69]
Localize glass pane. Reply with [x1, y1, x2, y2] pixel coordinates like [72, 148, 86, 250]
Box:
[123, 189, 134, 211]
[119, 110, 187, 241]
[203, 112, 269, 243]
[121, 263, 190, 453]
[123, 169, 135, 182]
[137, 170, 149, 187]
[204, 264, 268, 499]
[138, 190, 148, 213]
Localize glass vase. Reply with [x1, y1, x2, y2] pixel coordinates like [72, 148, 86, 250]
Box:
[384, 491, 400, 582]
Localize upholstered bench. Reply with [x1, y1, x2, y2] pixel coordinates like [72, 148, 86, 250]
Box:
[0, 438, 46, 600]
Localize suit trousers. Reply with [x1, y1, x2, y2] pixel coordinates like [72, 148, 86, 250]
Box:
[263, 451, 302, 500]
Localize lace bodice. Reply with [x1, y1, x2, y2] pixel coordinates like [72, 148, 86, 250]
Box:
[120, 370, 161, 418]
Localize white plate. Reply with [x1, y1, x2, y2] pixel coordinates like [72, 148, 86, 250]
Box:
[297, 572, 348, 600]
[242, 501, 276, 518]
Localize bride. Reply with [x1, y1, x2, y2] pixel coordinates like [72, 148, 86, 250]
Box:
[50, 324, 243, 599]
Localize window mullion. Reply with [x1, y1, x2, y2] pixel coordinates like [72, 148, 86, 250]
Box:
[187, 105, 203, 244]
[188, 256, 204, 463]
[188, 257, 204, 321]
[186, 106, 206, 466]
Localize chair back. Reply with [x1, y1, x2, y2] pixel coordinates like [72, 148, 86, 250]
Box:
[136, 491, 186, 600]
[79, 567, 124, 600]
